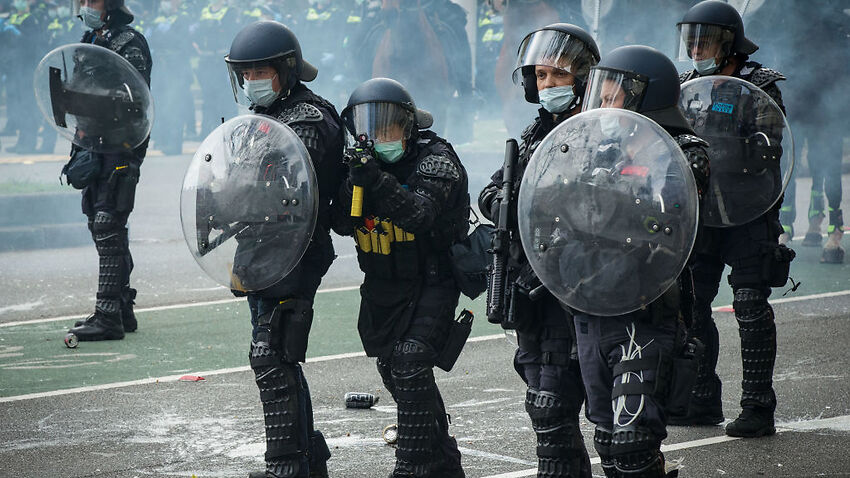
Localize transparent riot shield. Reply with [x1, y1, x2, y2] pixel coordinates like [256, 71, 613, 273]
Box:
[517, 109, 699, 316]
[180, 115, 318, 292]
[680, 76, 794, 227]
[34, 43, 154, 153]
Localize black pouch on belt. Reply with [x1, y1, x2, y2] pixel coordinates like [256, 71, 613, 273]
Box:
[436, 309, 474, 372]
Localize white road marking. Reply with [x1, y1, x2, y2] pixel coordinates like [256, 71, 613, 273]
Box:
[0, 285, 362, 328]
[710, 289, 850, 312]
[480, 434, 744, 477]
[456, 446, 535, 466]
[1, 290, 847, 403]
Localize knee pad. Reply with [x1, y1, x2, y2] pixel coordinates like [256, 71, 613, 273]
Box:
[593, 427, 616, 476]
[733, 288, 774, 330]
[92, 211, 127, 257]
[611, 426, 664, 476]
[392, 339, 436, 376]
[525, 389, 584, 457]
[250, 342, 306, 460]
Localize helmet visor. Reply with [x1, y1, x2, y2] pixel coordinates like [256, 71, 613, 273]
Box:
[582, 68, 648, 113]
[677, 23, 734, 61]
[512, 29, 597, 84]
[342, 102, 415, 145]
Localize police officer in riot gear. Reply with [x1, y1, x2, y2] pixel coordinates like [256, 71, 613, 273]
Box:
[673, 0, 789, 438]
[330, 78, 468, 478]
[67, 0, 152, 341]
[478, 23, 600, 478]
[576, 44, 710, 478]
[224, 20, 345, 478]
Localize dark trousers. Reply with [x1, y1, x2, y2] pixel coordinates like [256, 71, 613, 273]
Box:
[690, 212, 780, 410]
[376, 283, 462, 474]
[574, 314, 676, 442]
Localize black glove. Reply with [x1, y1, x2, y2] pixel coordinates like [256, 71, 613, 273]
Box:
[348, 153, 382, 188]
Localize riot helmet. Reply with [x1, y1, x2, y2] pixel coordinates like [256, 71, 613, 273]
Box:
[225, 21, 317, 106]
[583, 45, 692, 134]
[676, 0, 758, 75]
[340, 77, 433, 150]
[513, 23, 600, 108]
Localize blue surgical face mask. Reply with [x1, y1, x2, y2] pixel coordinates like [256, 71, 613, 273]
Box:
[538, 85, 576, 114]
[244, 76, 279, 107]
[79, 6, 105, 30]
[599, 114, 622, 137]
[374, 140, 405, 163]
[693, 57, 719, 75]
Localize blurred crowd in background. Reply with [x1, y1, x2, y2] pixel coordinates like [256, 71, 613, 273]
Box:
[0, 0, 848, 158]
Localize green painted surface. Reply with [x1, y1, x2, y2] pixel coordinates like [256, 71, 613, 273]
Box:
[0, 291, 492, 398]
[0, 243, 846, 398]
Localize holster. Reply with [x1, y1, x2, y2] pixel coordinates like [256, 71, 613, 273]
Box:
[270, 299, 314, 363]
[664, 336, 704, 415]
[502, 264, 542, 331]
[111, 160, 140, 214]
[763, 243, 796, 287]
[436, 309, 473, 372]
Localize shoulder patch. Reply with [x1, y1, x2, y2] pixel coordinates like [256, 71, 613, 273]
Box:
[679, 70, 697, 84]
[278, 102, 323, 125]
[108, 30, 137, 53]
[747, 67, 786, 89]
[417, 154, 461, 181]
[674, 133, 709, 149]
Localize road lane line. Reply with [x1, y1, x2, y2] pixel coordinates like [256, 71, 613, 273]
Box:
[711, 289, 850, 312]
[5, 287, 847, 329]
[0, 285, 361, 328]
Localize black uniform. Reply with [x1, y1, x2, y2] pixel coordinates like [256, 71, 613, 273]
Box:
[68, 21, 152, 340]
[479, 109, 592, 477]
[679, 61, 788, 431]
[242, 83, 345, 478]
[573, 132, 709, 478]
[331, 129, 468, 478]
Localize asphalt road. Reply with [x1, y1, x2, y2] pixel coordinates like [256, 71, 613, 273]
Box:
[1, 292, 850, 477]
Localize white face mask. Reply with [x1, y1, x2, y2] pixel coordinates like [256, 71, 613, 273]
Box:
[693, 57, 719, 75]
[79, 6, 105, 30]
[243, 75, 280, 107]
[538, 85, 576, 114]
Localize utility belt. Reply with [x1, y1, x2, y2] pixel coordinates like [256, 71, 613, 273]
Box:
[355, 215, 434, 281]
[354, 216, 416, 255]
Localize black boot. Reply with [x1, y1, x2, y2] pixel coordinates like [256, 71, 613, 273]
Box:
[725, 407, 775, 438]
[431, 436, 465, 478]
[68, 310, 124, 341]
[121, 287, 138, 332]
[74, 291, 137, 332]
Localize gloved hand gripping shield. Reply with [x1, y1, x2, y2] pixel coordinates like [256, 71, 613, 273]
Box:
[180, 115, 318, 292]
[34, 43, 153, 153]
[517, 109, 699, 316]
[679, 76, 793, 227]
